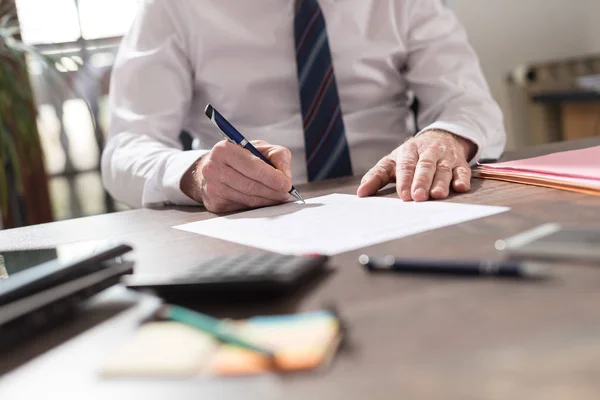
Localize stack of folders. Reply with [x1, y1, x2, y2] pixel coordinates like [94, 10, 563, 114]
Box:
[474, 146, 600, 196]
[101, 309, 342, 377]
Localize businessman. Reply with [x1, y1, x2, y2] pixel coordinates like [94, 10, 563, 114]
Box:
[102, 0, 505, 212]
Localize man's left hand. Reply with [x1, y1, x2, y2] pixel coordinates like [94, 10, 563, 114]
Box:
[357, 130, 476, 201]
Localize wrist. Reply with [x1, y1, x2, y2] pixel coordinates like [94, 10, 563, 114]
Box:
[180, 156, 205, 203]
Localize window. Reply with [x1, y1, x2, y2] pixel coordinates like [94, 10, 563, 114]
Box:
[13, 0, 140, 219]
[15, 0, 139, 44]
[78, 0, 139, 40]
[15, 0, 81, 44]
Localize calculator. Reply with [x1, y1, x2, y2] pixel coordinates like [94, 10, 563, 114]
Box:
[124, 252, 329, 301]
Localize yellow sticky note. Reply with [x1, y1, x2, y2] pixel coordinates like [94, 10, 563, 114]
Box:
[101, 322, 218, 377]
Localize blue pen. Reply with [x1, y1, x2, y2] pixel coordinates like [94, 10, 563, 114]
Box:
[204, 104, 304, 203]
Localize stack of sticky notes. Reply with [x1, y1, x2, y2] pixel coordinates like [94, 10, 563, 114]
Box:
[101, 310, 342, 377]
[474, 146, 600, 196]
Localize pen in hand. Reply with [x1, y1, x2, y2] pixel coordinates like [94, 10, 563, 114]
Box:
[205, 104, 305, 203]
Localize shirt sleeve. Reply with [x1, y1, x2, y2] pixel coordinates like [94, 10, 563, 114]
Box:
[402, 0, 506, 164]
[101, 0, 208, 208]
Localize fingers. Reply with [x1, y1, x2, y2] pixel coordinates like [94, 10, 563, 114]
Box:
[410, 149, 439, 202]
[394, 143, 419, 201]
[219, 165, 291, 202]
[212, 141, 291, 192]
[204, 180, 282, 211]
[429, 161, 453, 200]
[357, 155, 396, 197]
[253, 140, 292, 179]
[452, 163, 472, 192]
[199, 140, 295, 212]
[202, 194, 247, 213]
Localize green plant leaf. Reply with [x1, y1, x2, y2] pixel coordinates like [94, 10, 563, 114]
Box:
[0, 14, 12, 27]
[0, 18, 105, 222]
[0, 113, 21, 193]
[0, 153, 8, 220]
[0, 118, 11, 219]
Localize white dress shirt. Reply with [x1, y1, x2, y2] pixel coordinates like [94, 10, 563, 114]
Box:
[102, 0, 505, 208]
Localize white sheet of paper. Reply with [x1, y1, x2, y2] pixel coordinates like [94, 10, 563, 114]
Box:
[173, 194, 509, 255]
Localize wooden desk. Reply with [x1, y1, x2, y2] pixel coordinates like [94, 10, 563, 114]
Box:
[2, 138, 600, 400]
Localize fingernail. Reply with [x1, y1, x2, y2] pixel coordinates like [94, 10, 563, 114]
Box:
[455, 180, 469, 192]
[430, 187, 443, 199]
[401, 189, 411, 199]
[414, 188, 427, 200]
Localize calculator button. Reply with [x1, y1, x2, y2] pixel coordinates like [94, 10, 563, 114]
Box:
[267, 255, 292, 267]
[226, 264, 249, 275]
[149, 253, 329, 289]
[245, 266, 269, 277]
[249, 253, 274, 265]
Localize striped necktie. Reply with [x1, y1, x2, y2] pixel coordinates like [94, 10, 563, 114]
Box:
[294, 0, 353, 182]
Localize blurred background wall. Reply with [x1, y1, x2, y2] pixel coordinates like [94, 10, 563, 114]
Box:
[453, 0, 600, 149]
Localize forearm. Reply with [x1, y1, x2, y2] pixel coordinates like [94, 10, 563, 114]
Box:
[405, 0, 506, 163]
[101, 132, 208, 208]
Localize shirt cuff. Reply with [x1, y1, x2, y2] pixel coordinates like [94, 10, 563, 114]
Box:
[416, 121, 486, 166]
[142, 149, 209, 207]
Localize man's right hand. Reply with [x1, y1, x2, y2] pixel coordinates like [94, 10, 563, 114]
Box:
[181, 140, 293, 213]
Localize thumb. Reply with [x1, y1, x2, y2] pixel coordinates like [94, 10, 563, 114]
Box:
[253, 141, 293, 179]
[357, 155, 396, 197]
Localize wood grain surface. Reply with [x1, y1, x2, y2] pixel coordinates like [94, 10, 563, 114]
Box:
[1, 138, 600, 400]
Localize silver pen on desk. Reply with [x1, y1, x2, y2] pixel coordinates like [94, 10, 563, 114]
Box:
[359, 255, 548, 279]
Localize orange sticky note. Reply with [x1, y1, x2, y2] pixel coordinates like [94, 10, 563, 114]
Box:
[211, 311, 341, 375]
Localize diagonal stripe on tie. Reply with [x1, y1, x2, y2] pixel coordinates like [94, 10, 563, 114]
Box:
[306, 103, 340, 165]
[295, 5, 321, 53]
[294, 0, 353, 182]
[313, 130, 351, 181]
[298, 31, 328, 87]
[303, 65, 334, 128]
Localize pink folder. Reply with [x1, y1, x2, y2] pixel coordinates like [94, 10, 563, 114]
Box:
[474, 146, 600, 195]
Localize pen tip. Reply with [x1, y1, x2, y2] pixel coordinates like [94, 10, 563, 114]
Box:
[290, 189, 305, 203]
